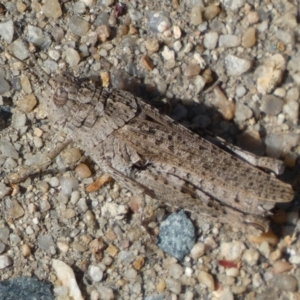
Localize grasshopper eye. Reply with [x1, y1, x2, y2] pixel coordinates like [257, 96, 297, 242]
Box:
[53, 87, 68, 107]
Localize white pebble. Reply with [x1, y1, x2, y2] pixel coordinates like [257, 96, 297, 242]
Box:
[49, 177, 60, 187]
[33, 136, 43, 148]
[88, 265, 104, 282]
[220, 241, 246, 261]
[204, 31, 218, 50]
[242, 249, 259, 266]
[0, 255, 12, 269]
[60, 177, 79, 196]
[225, 55, 251, 76]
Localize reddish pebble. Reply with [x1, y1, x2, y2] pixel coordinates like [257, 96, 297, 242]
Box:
[218, 260, 238, 268]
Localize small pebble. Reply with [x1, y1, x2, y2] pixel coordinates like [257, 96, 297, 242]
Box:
[273, 260, 293, 274]
[211, 86, 236, 121]
[33, 136, 43, 148]
[0, 184, 12, 199]
[60, 177, 79, 196]
[53, 259, 83, 300]
[0, 139, 18, 159]
[42, 0, 62, 18]
[33, 127, 43, 137]
[61, 148, 81, 164]
[198, 271, 214, 291]
[225, 268, 239, 277]
[224, 0, 245, 10]
[259, 241, 271, 258]
[21, 244, 31, 257]
[0, 255, 12, 269]
[17, 94, 37, 113]
[283, 101, 299, 122]
[147, 12, 172, 33]
[162, 46, 175, 69]
[124, 268, 137, 281]
[242, 249, 259, 266]
[84, 210, 96, 228]
[157, 211, 195, 261]
[219, 35, 241, 48]
[256, 54, 286, 95]
[144, 38, 159, 53]
[0, 20, 14, 44]
[165, 278, 182, 294]
[220, 241, 245, 261]
[96, 25, 111, 42]
[40, 199, 51, 211]
[21, 76, 32, 94]
[73, 1, 86, 14]
[75, 163, 92, 178]
[235, 86, 247, 98]
[0, 242, 5, 254]
[204, 31, 218, 50]
[184, 62, 201, 78]
[247, 11, 259, 24]
[51, 26, 64, 42]
[61, 208, 76, 219]
[77, 198, 88, 212]
[128, 9, 142, 21]
[252, 272, 263, 288]
[173, 25, 181, 39]
[9, 200, 24, 219]
[4, 157, 17, 169]
[242, 28, 256, 48]
[289, 254, 300, 265]
[27, 25, 51, 48]
[57, 241, 70, 253]
[173, 40, 182, 52]
[69, 16, 90, 36]
[0, 77, 10, 95]
[271, 274, 298, 292]
[190, 7, 202, 25]
[140, 55, 153, 71]
[38, 234, 55, 250]
[132, 256, 145, 271]
[273, 87, 286, 98]
[286, 87, 299, 102]
[157, 279, 166, 292]
[204, 4, 220, 20]
[260, 95, 284, 116]
[169, 263, 183, 279]
[235, 103, 253, 122]
[49, 177, 60, 187]
[10, 234, 21, 246]
[36, 181, 49, 193]
[190, 242, 205, 259]
[106, 245, 118, 257]
[225, 55, 251, 76]
[88, 265, 104, 282]
[219, 287, 234, 300]
[65, 48, 80, 67]
[9, 39, 29, 60]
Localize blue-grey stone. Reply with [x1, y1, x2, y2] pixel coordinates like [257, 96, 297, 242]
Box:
[0, 277, 54, 300]
[157, 210, 195, 261]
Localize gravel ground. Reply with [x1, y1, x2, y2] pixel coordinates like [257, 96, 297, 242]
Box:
[0, 0, 300, 299]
